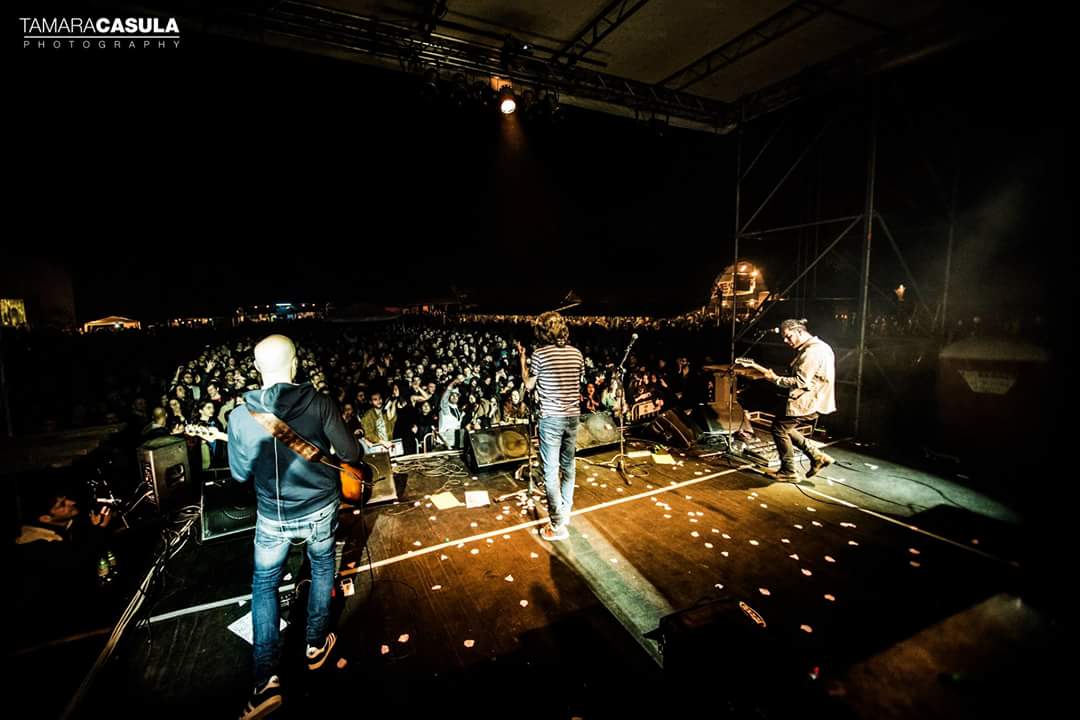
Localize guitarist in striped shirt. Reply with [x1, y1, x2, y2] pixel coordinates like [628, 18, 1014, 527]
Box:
[517, 312, 585, 542]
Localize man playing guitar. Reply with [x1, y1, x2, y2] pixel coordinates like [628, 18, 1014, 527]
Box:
[737, 319, 836, 481]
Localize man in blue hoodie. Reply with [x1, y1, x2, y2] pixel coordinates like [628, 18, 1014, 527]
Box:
[228, 335, 361, 720]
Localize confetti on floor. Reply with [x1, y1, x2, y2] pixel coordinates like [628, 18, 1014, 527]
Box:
[505, 574, 514, 582]
[486, 538, 494, 544]
[464, 640, 475, 648]
[800, 625, 813, 633]
[840, 522, 856, 528]
[760, 503, 768, 509]
[722, 533, 731, 540]
[470, 548, 479, 555]
[429, 516, 436, 521]
[910, 561, 922, 568]
[721, 551, 729, 557]
[380, 645, 390, 655]
[609, 558, 618, 564]
[801, 569, 812, 576]
[789, 554, 799, 560]
[824, 594, 836, 602]
[704, 542, 714, 549]
[664, 514, 672, 519]
[413, 540, 422, 547]
[795, 524, 804, 530]
[848, 541, 859, 546]
[749, 540, 760, 546]
[337, 658, 347, 669]
[530, 552, 539, 559]
[908, 548, 921, 555]
[824, 556, 835, 563]
[759, 588, 771, 596]
[781, 538, 790, 544]
[398, 634, 409, 643]
[712, 528, 720, 534]
[431, 585, 442, 591]
[470, 522, 478, 528]
[691, 531, 700, 538]
[519, 600, 529, 608]
[690, 518, 699, 524]
[806, 507, 816, 513]
[811, 521, 823, 527]
[439, 554, 448, 561]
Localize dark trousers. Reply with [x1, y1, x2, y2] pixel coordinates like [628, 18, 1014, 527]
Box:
[771, 413, 818, 471]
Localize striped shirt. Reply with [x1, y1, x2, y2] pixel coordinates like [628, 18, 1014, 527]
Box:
[530, 344, 584, 418]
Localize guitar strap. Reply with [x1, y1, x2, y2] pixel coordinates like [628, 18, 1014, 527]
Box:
[249, 410, 333, 469]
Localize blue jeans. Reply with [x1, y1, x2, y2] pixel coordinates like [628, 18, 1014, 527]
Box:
[252, 500, 338, 684]
[538, 415, 580, 529]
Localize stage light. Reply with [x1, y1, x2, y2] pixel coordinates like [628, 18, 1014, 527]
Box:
[499, 87, 517, 114]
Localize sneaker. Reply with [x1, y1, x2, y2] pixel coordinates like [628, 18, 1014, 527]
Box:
[806, 452, 835, 478]
[774, 467, 800, 481]
[539, 523, 569, 542]
[240, 675, 282, 720]
[306, 632, 337, 671]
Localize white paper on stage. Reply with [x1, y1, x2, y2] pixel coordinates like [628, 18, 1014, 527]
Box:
[228, 612, 287, 646]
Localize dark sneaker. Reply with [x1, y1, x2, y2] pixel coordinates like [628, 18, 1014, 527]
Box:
[240, 675, 281, 720]
[806, 452, 835, 478]
[539, 523, 569, 541]
[306, 632, 337, 671]
[774, 467, 800, 481]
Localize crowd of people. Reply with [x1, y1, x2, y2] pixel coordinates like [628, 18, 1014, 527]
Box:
[151, 319, 712, 461]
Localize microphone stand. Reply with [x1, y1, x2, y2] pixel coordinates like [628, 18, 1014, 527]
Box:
[597, 333, 637, 485]
[503, 340, 540, 502]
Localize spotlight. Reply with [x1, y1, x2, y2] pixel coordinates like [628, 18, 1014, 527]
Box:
[498, 86, 517, 115]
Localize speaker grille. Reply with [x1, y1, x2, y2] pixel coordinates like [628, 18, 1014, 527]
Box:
[576, 411, 619, 450]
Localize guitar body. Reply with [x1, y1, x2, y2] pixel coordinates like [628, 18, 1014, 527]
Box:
[339, 461, 373, 503]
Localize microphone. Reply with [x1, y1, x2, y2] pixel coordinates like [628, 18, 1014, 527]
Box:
[630, 333, 639, 341]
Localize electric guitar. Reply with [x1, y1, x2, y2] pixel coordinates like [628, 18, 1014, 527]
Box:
[185, 423, 373, 503]
[184, 423, 229, 443]
[734, 357, 771, 377]
[336, 460, 373, 503]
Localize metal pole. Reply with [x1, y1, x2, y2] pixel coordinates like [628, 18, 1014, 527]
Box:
[726, 122, 743, 446]
[942, 170, 958, 335]
[0, 325, 12, 437]
[730, 124, 742, 367]
[854, 81, 879, 438]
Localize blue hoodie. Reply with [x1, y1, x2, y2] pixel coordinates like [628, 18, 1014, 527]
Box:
[228, 382, 361, 521]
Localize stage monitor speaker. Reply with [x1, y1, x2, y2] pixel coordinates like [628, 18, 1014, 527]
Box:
[648, 410, 701, 449]
[465, 425, 531, 471]
[200, 471, 256, 542]
[698, 402, 747, 434]
[576, 411, 619, 451]
[136, 436, 191, 512]
[650, 597, 820, 703]
[362, 451, 399, 505]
